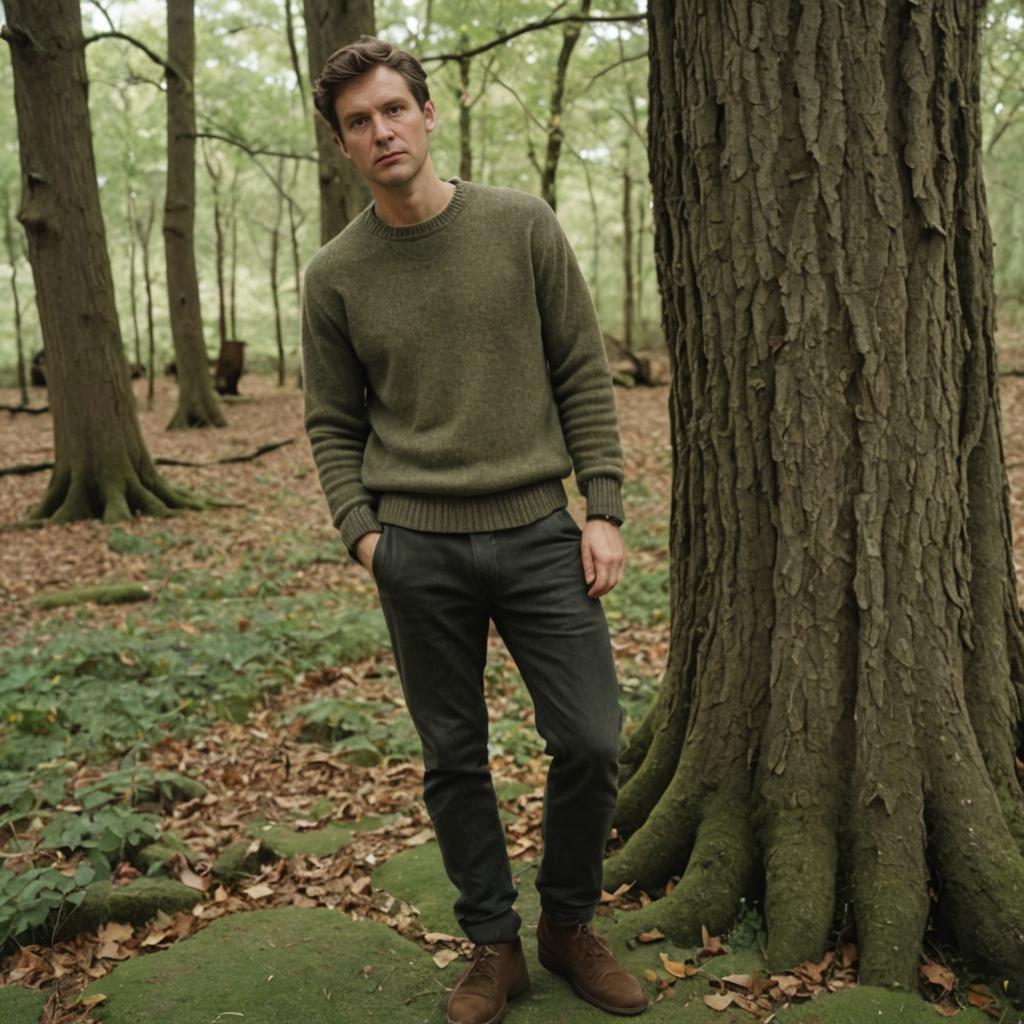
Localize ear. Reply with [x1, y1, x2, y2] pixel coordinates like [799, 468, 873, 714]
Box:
[424, 100, 437, 133]
[333, 130, 351, 160]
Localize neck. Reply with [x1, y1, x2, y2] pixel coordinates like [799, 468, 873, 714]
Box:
[370, 161, 455, 227]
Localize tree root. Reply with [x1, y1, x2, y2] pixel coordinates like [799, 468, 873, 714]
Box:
[604, 753, 704, 892]
[763, 809, 838, 970]
[611, 792, 757, 943]
[30, 458, 206, 524]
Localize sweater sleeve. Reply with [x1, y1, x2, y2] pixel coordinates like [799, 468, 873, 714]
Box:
[532, 203, 625, 524]
[300, 279, 382, 558]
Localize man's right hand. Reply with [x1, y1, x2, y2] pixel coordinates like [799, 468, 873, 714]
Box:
[355, 530, 383, 579]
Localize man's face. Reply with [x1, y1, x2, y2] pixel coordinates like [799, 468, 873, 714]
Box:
[332, 65, 436, 190]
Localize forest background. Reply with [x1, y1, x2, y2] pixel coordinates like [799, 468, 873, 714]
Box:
[4, 1, 1024, 1021]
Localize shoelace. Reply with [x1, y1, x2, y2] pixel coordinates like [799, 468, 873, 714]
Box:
[574, 925, 614, 958]
[466, 944, 502, 981]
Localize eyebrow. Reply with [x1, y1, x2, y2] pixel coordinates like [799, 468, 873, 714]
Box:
[344, 97, 407, 124]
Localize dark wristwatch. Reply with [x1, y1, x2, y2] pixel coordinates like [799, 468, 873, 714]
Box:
[587, 514, 623, 527]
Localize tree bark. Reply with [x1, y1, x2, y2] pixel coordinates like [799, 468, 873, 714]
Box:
[2, 0, 201, 522]
[135, 199, 157, 410]
[163, 0, 225, 429]
[271, 158, 286, 387]
[302, 0, 375, 243]
[2, 189, 29, 407]
[540, 0, 591, 211]
[610, 0, 1024, 994]
[621, 164, 634, 352]
[457, 34, 472, 181]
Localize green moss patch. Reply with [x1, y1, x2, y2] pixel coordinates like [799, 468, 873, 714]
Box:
[774, 985, 992, 1023]
[0, 983, 48, 1024]
[245, 816, 355, 859]
[83, 907, 444, 1024]
[53, 878, 201, 941]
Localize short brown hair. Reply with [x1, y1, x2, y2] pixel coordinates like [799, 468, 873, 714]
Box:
[313, 36, 430, 136]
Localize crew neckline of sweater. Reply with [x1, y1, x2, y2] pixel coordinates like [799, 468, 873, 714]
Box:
[365, 178, 466, 241]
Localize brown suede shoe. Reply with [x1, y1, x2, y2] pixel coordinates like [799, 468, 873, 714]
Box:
[446, 937, 530, 1024]
[537, 911, 647, 1015]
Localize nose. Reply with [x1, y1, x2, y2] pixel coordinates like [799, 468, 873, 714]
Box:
[372, 113, 394, 143]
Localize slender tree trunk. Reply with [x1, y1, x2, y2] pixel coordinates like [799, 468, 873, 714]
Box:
[283, 0, 307, 113]
[163, 0, 225, 429]
[2, 191, 29, 407]
[202, 146, 228, 352]
[271, 159, 285, 387]
[621, 163, 634, 352]
[636, 181, 647, 342]
[127, 191, 142, 370]
[302, 0, 375, 243]
[609, 0, 1024, 993]
[2, 0, 201, 522]
[228, 163, 240, 340]
[540, 0, 591, 210]
[136, 198, 157, 410]
[457, 35, 472, 181]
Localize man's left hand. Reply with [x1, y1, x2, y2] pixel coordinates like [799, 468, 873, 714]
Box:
[581, 519, 625, 598]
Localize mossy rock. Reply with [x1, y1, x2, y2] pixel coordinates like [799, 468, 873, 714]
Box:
[82, 906, 444, 1024]
[33, 583, 151, 609]
[211, 840, 277, 884]
[245, 817, 355, 859]
[52, 878, 201, 941]
[0, 984, 48, 1024]
[75, 768, 206, 809]
[137, 834, 198, 875]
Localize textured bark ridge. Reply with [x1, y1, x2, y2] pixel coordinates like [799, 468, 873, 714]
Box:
[610, 0, 1024, 992]
[4, 0, 203, 523]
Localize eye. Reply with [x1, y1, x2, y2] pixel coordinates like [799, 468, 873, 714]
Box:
[387, 104, 402, 114]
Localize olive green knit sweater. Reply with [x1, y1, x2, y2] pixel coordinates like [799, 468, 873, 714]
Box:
[300, 178, 625, 557]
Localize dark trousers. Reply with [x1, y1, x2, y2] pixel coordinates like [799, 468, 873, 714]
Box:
[373, 507, 624, 945]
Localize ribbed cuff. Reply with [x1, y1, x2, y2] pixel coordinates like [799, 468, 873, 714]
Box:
[340, 503, 382, 560]
[581, 475, 624, 524]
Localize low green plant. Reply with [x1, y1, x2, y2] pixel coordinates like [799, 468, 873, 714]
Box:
[40, 805, 162, 862]
[0, 861, 96, 947]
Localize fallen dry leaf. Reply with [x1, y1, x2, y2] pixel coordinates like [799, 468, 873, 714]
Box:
[920, 960, 956, 993]
[659, 953, 698, 978]
[643, 969, 659, 983]
[636, 929, 665, 943]
[243, 882, 274, 899]
[432, 949, 461, 969]
[703, 992, 734, 1010]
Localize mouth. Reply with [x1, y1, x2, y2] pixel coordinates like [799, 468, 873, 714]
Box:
[376, 152, 403, 164]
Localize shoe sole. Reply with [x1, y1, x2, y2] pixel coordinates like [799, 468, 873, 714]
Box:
[538, 949, 647, 1016]
[445, 976, 530, 1024]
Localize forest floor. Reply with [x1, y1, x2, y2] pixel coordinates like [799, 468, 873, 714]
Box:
[0, 355, 1022, 1023]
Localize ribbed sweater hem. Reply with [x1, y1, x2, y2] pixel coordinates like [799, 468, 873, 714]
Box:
[376, 478, 568, 534]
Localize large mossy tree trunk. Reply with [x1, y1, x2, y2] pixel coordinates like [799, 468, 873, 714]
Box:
[164, 0, 224, 430]
[608, 0, 1024, 993]
[303, 0, 375, 243]
[2, 0, 201, 523]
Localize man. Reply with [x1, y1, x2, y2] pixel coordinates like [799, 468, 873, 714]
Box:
[302, 35, 647, 1024]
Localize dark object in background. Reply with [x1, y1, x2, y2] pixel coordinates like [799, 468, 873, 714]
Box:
[214, 339, 246, 396]
[128, 362, 147, 380]
[30, 349, 45, 387]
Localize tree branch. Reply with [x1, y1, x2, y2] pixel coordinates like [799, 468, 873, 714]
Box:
[192, 131, 318, 164]
[82, 30, 177, 77]
[422, 12, 647, 64]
